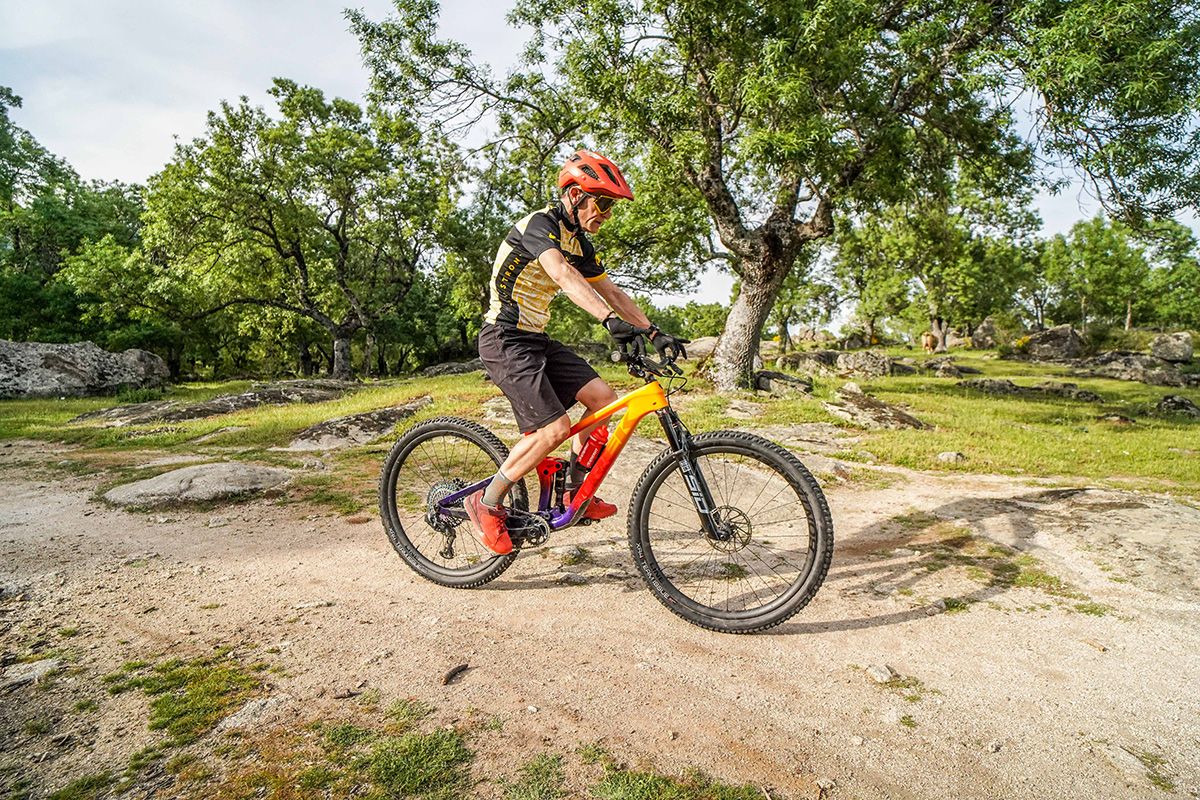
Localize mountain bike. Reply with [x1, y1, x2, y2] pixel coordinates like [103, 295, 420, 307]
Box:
[378, 341, 833, 633]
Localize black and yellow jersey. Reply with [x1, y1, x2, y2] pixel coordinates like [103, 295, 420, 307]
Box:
[484, 202, 607, 332]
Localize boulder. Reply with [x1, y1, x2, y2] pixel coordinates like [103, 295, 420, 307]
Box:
[754, 370, 813, 396]
[1150, 332, 1193, 363]
[935, 362, 962, 379]
[0, 340, 169, 399]
[1031, 381, 1102, 403]
[945, 331, 971, 349]
[776, 349, 839, 376]
[839, 332, 869, 350]
[823, 382, 927, 429]
[421, 358, 484, 377]
[104, 463, 293, 507]
[836, 350, 894, 379]
[1023, 324, 1085, 361]
[685, 336, 720, 360]
[1157, 395, 1200, 417]
[283, 396, 433, 451]
[971, 317, 1001, 349]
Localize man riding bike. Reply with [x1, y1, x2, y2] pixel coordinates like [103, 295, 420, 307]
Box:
[467, 149, 688, 555]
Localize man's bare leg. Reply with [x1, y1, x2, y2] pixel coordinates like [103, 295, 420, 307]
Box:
[572, 377, 619, 454]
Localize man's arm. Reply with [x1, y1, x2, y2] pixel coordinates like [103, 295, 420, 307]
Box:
[590, 276, 652, 329]
[538, 249, 615, 321]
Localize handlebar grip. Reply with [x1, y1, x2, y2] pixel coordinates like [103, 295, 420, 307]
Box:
[611, 351, 626, 363]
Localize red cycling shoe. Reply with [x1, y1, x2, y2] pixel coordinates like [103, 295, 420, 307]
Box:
[565, 490, 618, 520]
[464, 490, 513, 555]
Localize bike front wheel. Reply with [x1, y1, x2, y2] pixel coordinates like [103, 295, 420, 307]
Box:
[378, 416, 526, 588]
[628, 431, 833, 633]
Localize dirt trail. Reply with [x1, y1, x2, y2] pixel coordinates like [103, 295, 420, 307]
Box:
[1, 435, 1198, 799]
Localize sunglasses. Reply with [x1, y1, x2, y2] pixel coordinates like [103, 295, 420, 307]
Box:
[582, 192, 617, 213]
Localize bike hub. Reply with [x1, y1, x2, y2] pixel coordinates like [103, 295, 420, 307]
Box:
[707, 506, 752, 553]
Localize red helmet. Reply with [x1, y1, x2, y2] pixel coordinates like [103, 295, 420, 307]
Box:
[557, 149, 634, 201]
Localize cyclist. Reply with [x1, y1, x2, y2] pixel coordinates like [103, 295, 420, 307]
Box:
[467, 149, 688, 555]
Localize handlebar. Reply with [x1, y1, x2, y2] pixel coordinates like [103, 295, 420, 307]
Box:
[610, 335, 684, 379]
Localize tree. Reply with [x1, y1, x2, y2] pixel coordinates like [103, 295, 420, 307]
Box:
[142, 79, 457, 379]
[354, 0, 1200, 387]
[1044, 215, 1150, 331]
[1140, 219, 1200, 331]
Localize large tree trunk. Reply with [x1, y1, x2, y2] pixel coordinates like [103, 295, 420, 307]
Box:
[332, 335, 353, 380]
[711, 262, 789, 390]
[930, 316, 951, 352]
[363, 330, 378, 377]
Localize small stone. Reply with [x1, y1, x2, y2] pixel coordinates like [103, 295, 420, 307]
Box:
[603, 568, 626, 579]
[925, 598, 947, 616]
[865, 664, 898, 684]
[526, 705, 539, 713]
[556, 572, 588, 585]
[293, 600, 335, 609]
[817, 778, 836, 790]
[892, 548, 918, 557]
[851, 735, 864, 746]
[880, 708, 903, 724]
[987, 741, 1002, 753]
[207, 516, 229, 528]
[937, 451, 966, 464]
[668, 730, 679, 741]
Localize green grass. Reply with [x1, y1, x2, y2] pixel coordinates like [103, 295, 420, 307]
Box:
[591, 766, 763, 800]
[46, 772, 114, 800]
[102, 649, 262, 746]
[854, 351, 1200, 496]
[386, 698, 434, 732]
[365, 728, 474, 798]
[503, 753, 567, 800]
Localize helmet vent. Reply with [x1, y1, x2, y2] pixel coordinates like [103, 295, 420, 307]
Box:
[580, 165, 600, 180]
[600, 164, 619, 184]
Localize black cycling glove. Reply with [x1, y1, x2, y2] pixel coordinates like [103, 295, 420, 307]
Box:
[602, 313, 643, 345]
[649, 326, 689, 360]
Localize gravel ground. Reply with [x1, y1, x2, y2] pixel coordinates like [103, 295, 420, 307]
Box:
[1, 436, 1198, 799]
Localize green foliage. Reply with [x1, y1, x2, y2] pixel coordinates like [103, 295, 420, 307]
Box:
[142, 78, 460, 379]
[364, 728, 473, 798]
[102, 650, 262, 745]
[46, 772, 113, 800]
[502, 753, 566, 800]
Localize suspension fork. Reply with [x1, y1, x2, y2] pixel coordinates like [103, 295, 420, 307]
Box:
[656, 408, 726, 540]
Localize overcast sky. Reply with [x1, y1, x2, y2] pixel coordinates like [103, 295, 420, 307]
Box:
[1, 1, 1131, 306]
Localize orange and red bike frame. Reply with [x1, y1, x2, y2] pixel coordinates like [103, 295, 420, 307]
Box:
[437, 377, 721, 535]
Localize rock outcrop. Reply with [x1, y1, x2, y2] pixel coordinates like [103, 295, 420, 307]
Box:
[1157, 395, 1200, 417]
[72, 383, 352, 427]
[0, 340, 169, 399]
[960, 378, 1102, 403]
[283, 396, 433, 450]
[421, 358, 484, 377]
[1075, 352, 1192, 388]
[822, 382, 927, 429]
[104, 463, 293, 507]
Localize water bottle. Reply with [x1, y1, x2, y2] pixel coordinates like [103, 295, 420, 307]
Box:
[577, 426, 609, 470]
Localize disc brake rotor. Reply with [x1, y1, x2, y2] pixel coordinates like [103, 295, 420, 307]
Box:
[708, 505, 752, 553]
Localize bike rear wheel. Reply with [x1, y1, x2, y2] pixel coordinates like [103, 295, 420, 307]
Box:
[628, 431, 833, 633]
[378, 416, 526, 588]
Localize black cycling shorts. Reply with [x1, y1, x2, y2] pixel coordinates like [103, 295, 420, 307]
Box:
[478, 323, 600, 433]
